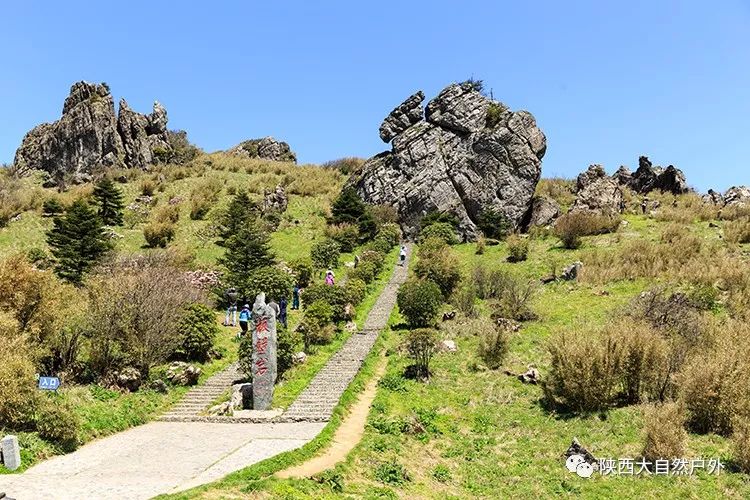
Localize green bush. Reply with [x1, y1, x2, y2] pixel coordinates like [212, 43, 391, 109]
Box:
[302, 284, 350, 321]
[477, 207, 510, 239]
[376, 223, 401, 247]
[506, 234, 529, 262]
[397, 279, 443, 328]
[732, 418, 750, 473]
[420, 212, 459, 231]
[365, 236, 393, 254]
[485, 102, 508, 128]
[478, 319, 512, 369]
[245, 266, 293, 302]
[359, 249, 386, 273]
[178, 304, 220, 362]
[404, 328, 439, 380]
[450, 283, 477, 318]
[330, 187, 376, 239]
[301, 300, 335, 349]
[0, 322, 39, 429]
[413, 243, 462, 298]
[374, 460, 410, 485]
[36, 398, 81, 451]
[348, 260, 377, 284]
[42, 198, 64, 217]
[277, 328, 302, 378]
[289, 258, 314, 288]
[419, 222, 458, 245]
[554, 210, 620, 249]
[325, 223, 360, 253]
[311, 238, 341, 270]
[344, 278, 367, 306]
[143, 221, 175, 248]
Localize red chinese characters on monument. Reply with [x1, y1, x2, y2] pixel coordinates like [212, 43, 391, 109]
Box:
[255, 318, 269, 335]
[255, 356, 268, 375]
[256, 337, 268, 355]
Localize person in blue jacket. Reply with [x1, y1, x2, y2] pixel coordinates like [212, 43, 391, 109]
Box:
[238, 304, 251, 336]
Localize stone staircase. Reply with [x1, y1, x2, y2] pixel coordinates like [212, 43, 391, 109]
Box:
[159, 363, 243, 422]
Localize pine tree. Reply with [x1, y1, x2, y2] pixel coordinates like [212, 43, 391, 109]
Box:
[216, 190, 260, 247]
[330, 188, 376, 239]
[92, 178, 125, 226]
[218, 221, 275, 298]
[47, 200, 112, 284]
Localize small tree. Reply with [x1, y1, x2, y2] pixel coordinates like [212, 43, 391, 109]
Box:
[311, 238, 341, 270]
[219, 222, 275, 296]
[92, 178, 125, 226]
[397, 279, 443, 328]
[405, 328, 439, 380]
[47, 200, 112, 284]
[245, 266, 293, 302]
[330, 187, 375, 239]
[178, 304, 220, 362]
[216, 190, 260, 247]
[477, 207, 510, 240]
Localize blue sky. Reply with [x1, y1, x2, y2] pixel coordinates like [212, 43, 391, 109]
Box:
[1, 1, 748, 191]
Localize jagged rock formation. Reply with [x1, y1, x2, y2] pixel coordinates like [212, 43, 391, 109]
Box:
[228, 137, 297, 163]
[722, 186, 750, 207]
[263, 184, 288, 212]
[14, 81, 172, 183]
[702, 189, 724, 205]
[573, 164, 623, 215]
[614, 156, 689, 195]
[349, 82, 546, 240]
[525, 196, 560, 228]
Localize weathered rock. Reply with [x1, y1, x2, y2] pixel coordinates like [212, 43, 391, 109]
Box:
[116, 367, 142, 392]
[292, 352, 307, 365]
[518, 366, 540, 384]
[573, 165, 623, 214]
[525, 196, 560, 228]
[565, 437, 598, 465]
[561, 261, 582, 281]
[379, 91, 425, 142]
[350, 82, 547, 240]
[148, 379, 168, 394]
[621, 156, 690, 195]
[208, 401, 233, 416]
[14, 81, 172, 183]
[231, 383, 253, 410]
[723, 186, 750, 207]
[117, 99, 171, 169]
[165, 362, 201, 386]
[612, 165, 632, 186]
[229, 137, 297, 163]
[442, 311, 457, 322]
[496, 317, 521, 332]
[702, 189, 724, 205]
[263, 184, 288, 212]
[344, 321, 358, 333]
[1, 434, 22, 471]
[441, 339, 457, 352]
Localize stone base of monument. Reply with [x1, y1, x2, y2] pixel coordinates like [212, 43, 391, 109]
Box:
[231, 409, 283, 420]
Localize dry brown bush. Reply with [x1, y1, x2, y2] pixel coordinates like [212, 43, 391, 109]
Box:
[653, 193, 718, 223]
[642, 403, 687, 463]
[732, 417, 750, 473]
[0, 173, 44, 227]
[554, 210, 620, 249]
[535, 178, 575, 209]
[723, 218, 750, 244]
[0, 313, 39, 429]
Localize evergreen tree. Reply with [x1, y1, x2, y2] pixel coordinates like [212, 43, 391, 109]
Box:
[218, 221, 275, 298]
[216, 190, 260, 247]
[330, 187, 376, 239]
[47, 200, 112, 284]
[92, 178, 125, 226]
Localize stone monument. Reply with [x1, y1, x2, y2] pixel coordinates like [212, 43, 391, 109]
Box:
[251, 293, 277, 410]
[1, 435, 21, 470]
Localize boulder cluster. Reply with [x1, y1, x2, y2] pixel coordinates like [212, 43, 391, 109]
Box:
[228, 137, 297, 163]
[14, 81, 173, 184]
[349, 82, 547, 241]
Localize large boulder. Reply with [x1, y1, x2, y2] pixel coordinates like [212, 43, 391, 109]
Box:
[617, 156, 690, 195]
[379, 91, 425, 142]
[525, 196, 560, 229]
[573, 165, 623, 215]
[702, 189, 724, 205]
[14, 81, 172, 182]
[228, 137, 297, 163]
[349, 82, 547, 240]
[723, 186, 750, 207]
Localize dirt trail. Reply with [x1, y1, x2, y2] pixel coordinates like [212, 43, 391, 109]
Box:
[276, 353, 388, 478]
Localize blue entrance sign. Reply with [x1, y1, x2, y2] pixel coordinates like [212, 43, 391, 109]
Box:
[38, 376, 60, 391]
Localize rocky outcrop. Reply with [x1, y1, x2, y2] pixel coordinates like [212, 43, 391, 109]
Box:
[615, 156, 689, 195]
[379, 91, 425, 142]
[723, 186, 750, 207]
[14, 81, 172, 183]
[349, 82, 547, 241]
[702, 189, 724, 205]
[525, 196, 560, 228]
[263, 184, 288, 212]
[573, 164, 623, 214]
[228, 137, 297, 163]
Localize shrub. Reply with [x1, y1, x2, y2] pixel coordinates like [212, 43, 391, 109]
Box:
[359, 250, 386, 273]
[140, 179, 156, 196]
[371, 205, 400, 227]
[36, 398, 81, 451]
[189, 178, 222, 220]
[642, 403, 686, 464]
[177, 304, 219, 362]
[543, 321, 670, 413]
[535, 178, 576, 209]
[419, 222, 458, 245]
[724, 218, 750, 245]
[413, 243, 462, 298]
[277, 328, 302, 378]
[405, 329, 439, 380]
[397, 279, 443, 328]
[143, 221, 175, 248]
[450, 283, 477, 318]
[506, 234, 529, 262]
[151, 204, 180, 224]
[311, 239, 341, 270]
[348, 261, 377, 284]
[0, 316, 39, 429]
[302, 284, 350, 321]
[289, 258, 314, 287]
[486, 270, 537, 321]
[475, 237, 486, 255]
[301, 300, 335, 349]
[344, 278, 367, 306]
[678, 345, 750, 436]
[365, 236, 392, 254]
[376, 223, 401, 247]
[330, 187, 376, 239]
[477, 207, 510, 239]
[42, 198, 64, 217]
[163, 130, 202, 164]
[478, 320, 512, 369]
[374, 460, 410, 485]
[554, 210, 620, 249]
[321, 157, 365, 175]
[732, 418, 750, 473]
[244, 266, 294, 303]
[485, 102, 507, 128]
[325, 223, 360, 253]
[432, 464, 452, 483]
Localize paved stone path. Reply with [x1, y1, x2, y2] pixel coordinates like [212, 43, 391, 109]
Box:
[0, 245, 410, 499]
[160, 363, 242, 421]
